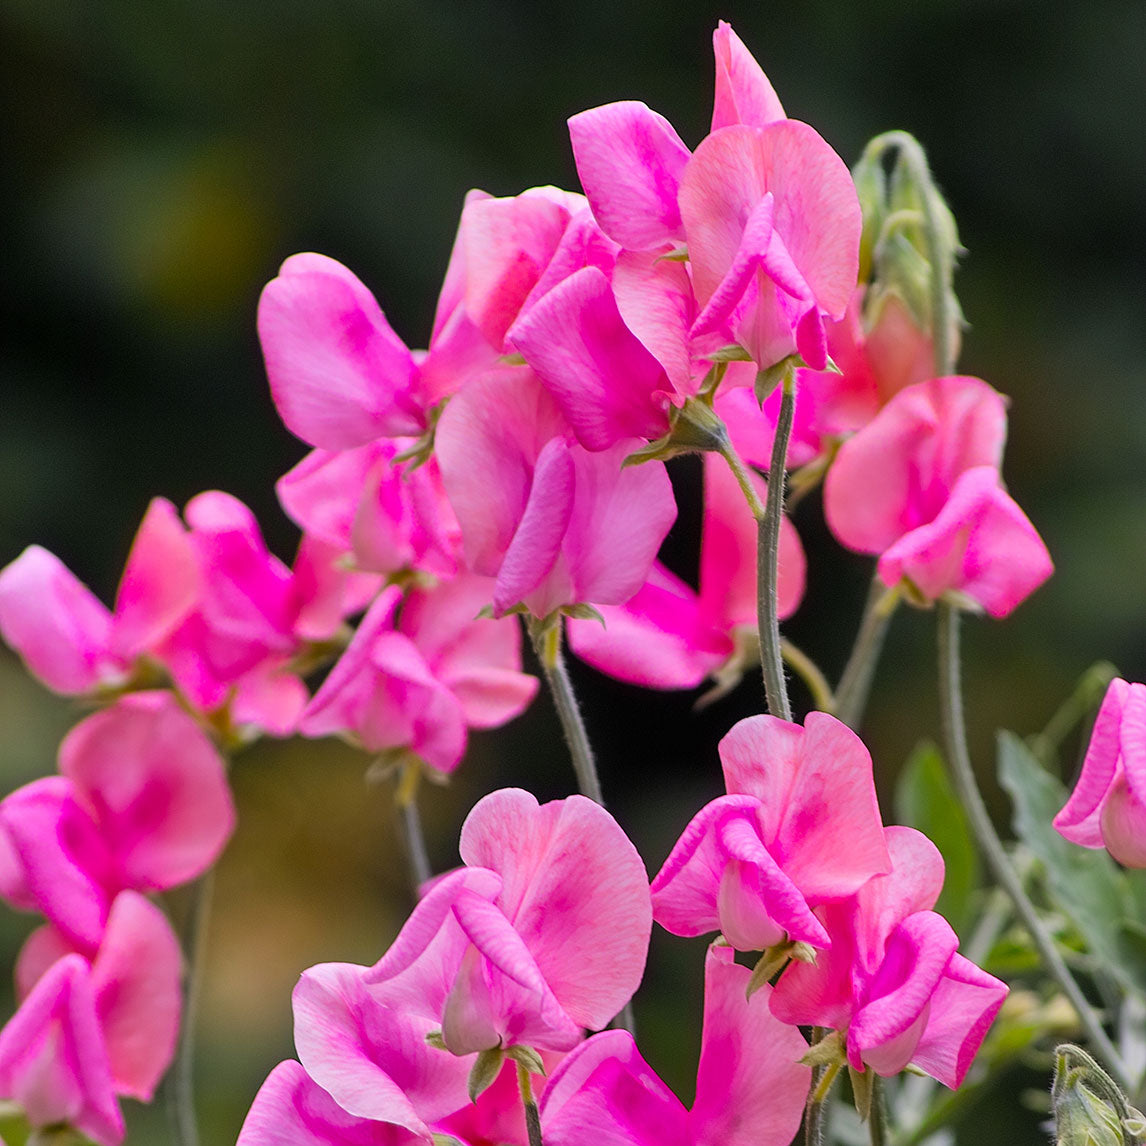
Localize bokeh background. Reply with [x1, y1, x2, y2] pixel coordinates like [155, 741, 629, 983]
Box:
[1, 1, 1144, 1142]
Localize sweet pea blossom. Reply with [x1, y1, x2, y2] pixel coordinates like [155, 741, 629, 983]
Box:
[1054, 678, 1146, 867]
[366, 789, 651, 1056]
[0, 692, 235, 950]
[434, 366, 676, 618]
[299, 575, 537, 775]
[771, 827, 1008, 1087]
[651, 712, 890, 951]
[540, 945, 809, 1146]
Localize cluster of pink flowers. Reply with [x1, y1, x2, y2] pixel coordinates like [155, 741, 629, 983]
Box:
[5, 15, 1128, 1146]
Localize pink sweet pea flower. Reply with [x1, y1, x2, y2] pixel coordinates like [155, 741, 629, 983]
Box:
[1054, 678, 1146, 867]
[16, 891, 182, 1102]
[651, 712, 890, 950]
[434, 366, 676, 618]
[710, 21, 786, 131]
[771, 827, 1008, 1088]
[366, 789, 652, 1056]
[258, 253, 425, 450]
[566, 451, 805, 691]
[877, 465, 1053, 618]
[0, 692, 234, 948]
[237, 1060, 430, 1146]
[300, 576, 537, 775]
[277, 441, 460, 581]
[680, 120, 860, 372]
[824, 375, 1008, 555]
[540, 945, 809, 1146]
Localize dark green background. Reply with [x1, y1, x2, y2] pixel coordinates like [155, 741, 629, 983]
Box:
[1, 1, 1144, 1142]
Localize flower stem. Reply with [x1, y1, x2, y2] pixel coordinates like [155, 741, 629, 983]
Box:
[167, 869, 215, 1146]
[832, 574, 900, 729]
[868, 1076, 888, 1146]
[396, 782, 433, 895]
[782, 638, 835, 713]
[936, 602, 1129, 1087]
[517, 1061, 545, 1146]
[529, 617, 605, 806]
[804, 1029, 837, 1146]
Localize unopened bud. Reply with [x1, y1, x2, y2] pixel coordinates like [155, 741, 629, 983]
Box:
[1052, 1045, 1139, 1146]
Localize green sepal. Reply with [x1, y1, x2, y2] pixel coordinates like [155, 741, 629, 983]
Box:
[561, 603, 606, 626]
[800, 1028, 845, 1068]
[424, 1029, 448, 1050]
[848, 1062, 875, 1122]
[507, 1044, 547, 1076]
[433, 1136, 467, 1146]
[657, 244, 690, 262]
[468, 1047, 506, 1103]
[497, 352, 528, 366]
[393, 401, 447, 470]
[754, 355, 800, 407]
[707, 343, 754, 363]
[746, 943, 793, 998]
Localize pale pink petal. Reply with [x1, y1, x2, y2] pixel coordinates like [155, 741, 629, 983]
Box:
[568, 101, 691, 251]
[711, 21, 786, 130]
[277, 445, 379, 549]
[237, 1059, 431, 1146]
[520, 206, 621, 316]
[111, 498, 200, 660]
[718, 716, 805, 841]
[769, 900, 859, 1032]
[294, 962, 469, 1130]
[90, 891, 182, 1101]
[877, 466, 1054, 617]
[567, 562, 730, 690]
[689, 946, 809, 1146]
[291, 534, 382, 642]
[908, 953, 1008, 1088]
[511, 267, 671, 451]
[259, 253, 423, 448]
[1058, 681, 1129, 845]
[460, 790, 652, 1031]
[230, 663, 310, 736]
[15, 925, 73, 1000]
[59, 691, 236, 891]
[0, 954, 124, 1146]
[0, 546, 119, 694]
[540, 1030, 688, 1146]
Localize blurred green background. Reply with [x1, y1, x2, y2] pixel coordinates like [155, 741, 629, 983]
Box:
[1, 1, 1144, 1142]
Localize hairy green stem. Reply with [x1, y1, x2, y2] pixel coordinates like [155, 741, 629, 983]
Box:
[937, 603, 1128, 1087]
[167, 870, 215, 1146]
[529, 619, 604, 806]
[804, 1027, 831, 1146]
[517, 1061, 545, 1146]
[868, 1076, 888, 1146]
[400, 794, 433, 893]
[832, 575, 900, 729]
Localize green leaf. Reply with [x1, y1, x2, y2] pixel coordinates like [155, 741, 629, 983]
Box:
[895, 740, 979, 934]
[996, 731, 1146, 993]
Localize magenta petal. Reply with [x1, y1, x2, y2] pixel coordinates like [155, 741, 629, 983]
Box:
[567, 562, 729, 690]
[540, 1030, 688, 1146]
[568, 101, 691, 251]
[769, 901, 859, 1033]
[294, 962, 469, 1130]
[259, 253, 422, 449]
[0, 546, 119, 694]
[493, 437, 576, 615]
[711, 21, 786, 130]
[237, 1060, 431, 1146]
[0, 954, 124, 1146]
[460, 789, 652, 1032]
[111, 497, 201, 661]
[689, 946, 810, 1146]
[59, 692, 236, 891]
[908, 953, 1008, 1088]
[90, 891, 182, 1101]
[511, 267, 671, 451]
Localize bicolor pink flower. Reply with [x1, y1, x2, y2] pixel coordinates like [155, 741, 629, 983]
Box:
[651, 713, 890, 950]
[300, 576, 537, 774]
[540, 945, 809, 1146]
[710, 21, 786, 131]
[259, 253, 426, 450]
[771, 828, 1008, 1088]
[237, 1060, 430, 1146]
[366, 789, 652, 1056]
[277, 441, 460, 581]
[680, 120, 861, 372]
[15, 891, 182, 1103]
[1055, 678, 1146, 867]
[435, 366, 676, 618]
[567, 451, 805, 690]
[0, 692, 235, 949]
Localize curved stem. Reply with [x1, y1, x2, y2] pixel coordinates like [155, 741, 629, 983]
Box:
[528, 618, 604, 806]
[400, 795, 433, 895]
[936, 603, 1128, 1087]
[833, 575, 900, 729]
[517, 1062, 545, 1146]
[167, 869, 215, 1146]
[782, 638, 835, 713]
[760, 371, 796, 721]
